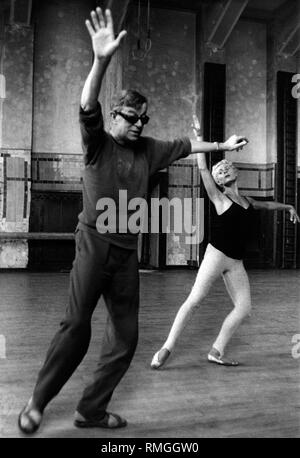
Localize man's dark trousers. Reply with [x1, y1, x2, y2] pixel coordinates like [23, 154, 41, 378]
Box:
[33, 229, 139, 419]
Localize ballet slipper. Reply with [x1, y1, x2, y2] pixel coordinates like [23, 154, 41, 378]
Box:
[74, 411, 127, 429]
[150, 348, 170, 369]
[207, 347, 239, 366]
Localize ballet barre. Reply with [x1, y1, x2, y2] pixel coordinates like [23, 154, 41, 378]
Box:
[0, 233, 75, 240]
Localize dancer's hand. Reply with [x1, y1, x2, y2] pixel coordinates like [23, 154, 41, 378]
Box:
[222, 135, 248, 151]
[192, 115, 203, 140]
[289, 206, 300, 224]
[85, 8, 127, 59]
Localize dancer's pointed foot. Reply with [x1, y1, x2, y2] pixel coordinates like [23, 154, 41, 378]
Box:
[151, 348, 171, 369]
[207, 347, 239, 366]
[18, 397, 43, 434]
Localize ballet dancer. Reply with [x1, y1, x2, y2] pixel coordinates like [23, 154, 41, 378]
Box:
[151, 122, 300, 368]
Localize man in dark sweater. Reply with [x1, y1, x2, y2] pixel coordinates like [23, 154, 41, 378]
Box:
[18, 8, 247, 433]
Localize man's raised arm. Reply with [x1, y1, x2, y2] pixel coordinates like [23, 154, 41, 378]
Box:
[81, 8, 127, 111]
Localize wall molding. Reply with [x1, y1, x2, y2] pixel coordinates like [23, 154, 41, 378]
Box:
[32, 152, 83, 192]
[229, 162, 275, 197]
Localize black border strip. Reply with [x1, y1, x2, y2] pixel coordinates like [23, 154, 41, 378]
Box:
[23, 161, 28, 219]
[3, 155, 7, 218]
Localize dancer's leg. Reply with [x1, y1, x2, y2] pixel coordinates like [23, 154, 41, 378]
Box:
[151, 245, 225, 369]
[212, 261, 251, 356]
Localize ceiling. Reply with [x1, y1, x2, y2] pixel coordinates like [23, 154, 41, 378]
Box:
[140, 0, 299, 56]
[136, 0, 297, 17]
[0, 0, 296, 17]
[247, 0, 287, 10]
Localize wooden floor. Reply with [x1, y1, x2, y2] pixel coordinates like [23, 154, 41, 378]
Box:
[0, 269, 299, 438]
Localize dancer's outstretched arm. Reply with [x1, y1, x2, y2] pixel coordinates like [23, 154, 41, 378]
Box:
[246, 198, 300, 224]
[81, 8, 127, 111]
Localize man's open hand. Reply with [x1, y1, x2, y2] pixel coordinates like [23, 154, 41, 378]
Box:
[85, 8, 127, 59]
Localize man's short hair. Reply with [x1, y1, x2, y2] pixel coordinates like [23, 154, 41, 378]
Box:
[111, 89, 148, 111]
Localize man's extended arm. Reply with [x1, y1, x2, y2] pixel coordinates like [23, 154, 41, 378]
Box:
[190, 136, 248, 154]
[190, 114, 248, 154]
[81, 8, 127, 111]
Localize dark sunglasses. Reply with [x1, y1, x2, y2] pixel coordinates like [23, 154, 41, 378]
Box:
[114, 111, 150, 126]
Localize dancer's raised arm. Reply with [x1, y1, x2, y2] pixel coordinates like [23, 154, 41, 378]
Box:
[81, 8, 127, 111]
[191, 116, 247, 211]
[195, 148, 224, 206]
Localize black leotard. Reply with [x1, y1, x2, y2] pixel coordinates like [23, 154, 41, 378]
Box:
[209, 197, 255, 260]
